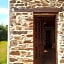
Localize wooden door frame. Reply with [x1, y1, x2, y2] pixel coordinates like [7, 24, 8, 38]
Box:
[15, 7, 61, 12]
[33, 10, 60, 64]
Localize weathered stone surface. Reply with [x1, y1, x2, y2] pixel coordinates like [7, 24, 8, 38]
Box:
[60, 50, 63, 53]
[17, 1, 20, 3]
[22, 13, 28, 15]
[29, 22, 33, 26]
[42, 1, 49, 6]
[10, 0, 16, 3]
[13, 31, 27, 34]
[10, 51, 20, 55]
[60, 59, 64, 63]
[10, 58, 17, 62]
[58, 0, 64, 1]
[26, 18, 33, 21]
[62, 2, 64, 6]
[27, 35, 33, 37]
[25, 27, 33, 30]
[11, 16, 16, 19]
[14, 63, 23, 64]
[16, 13, 21, 15]
[10, 40, 17, 46]
[16, 23, 21, 25]
[15, 4, 24, 6]
[16, 26, 22, 30]
[10, 0, 64, 9]
[18, 45, 26, 50]
[14, 36, 21, 40]
[58, 31, 63, 34]
[36, 4, 42, 6]
[9, 0, 64, 64]
[56, 3, 62, 7]
[23, 59, 33, 62]
[22, 23, 28, 26]
[24, 40, 32, 43]
[19, 48, 33, 50]
[10, 12, 33, 64]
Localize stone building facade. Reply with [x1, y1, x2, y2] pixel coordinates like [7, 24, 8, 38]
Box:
[9, 0, 64, 64]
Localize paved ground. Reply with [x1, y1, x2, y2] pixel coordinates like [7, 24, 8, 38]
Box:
[35, 48, 56, 64]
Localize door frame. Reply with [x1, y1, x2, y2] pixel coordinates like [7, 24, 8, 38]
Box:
[33, 12, 59, 64]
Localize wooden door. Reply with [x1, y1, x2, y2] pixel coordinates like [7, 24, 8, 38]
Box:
[34, 16, 44, 64]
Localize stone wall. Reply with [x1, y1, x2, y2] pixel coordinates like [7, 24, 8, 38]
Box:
[10, 0, 64, 10]
[9, 12, 33, 64]
[57, 12, 64, 64]
[9, 0, 64, 64]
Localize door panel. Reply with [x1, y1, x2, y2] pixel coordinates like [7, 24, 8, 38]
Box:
[34, 14, 57, 64]
[34, 17, 44, 59]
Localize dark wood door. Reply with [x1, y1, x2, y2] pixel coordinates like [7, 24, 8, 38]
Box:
[45, 29, 52, 49]
[34, 15, 56, 64]
[34, 16, 44, 64]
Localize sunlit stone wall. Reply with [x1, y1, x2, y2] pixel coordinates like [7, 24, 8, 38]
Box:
[9, 0, 64, 64]
[10, 0, 64, 9]
[57, 12, 64, 64]
[9, 12, 33, 64]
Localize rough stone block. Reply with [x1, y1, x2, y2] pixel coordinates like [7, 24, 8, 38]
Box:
[58, 0, 64, 1]
[18, 45, 26, 50]
[10, 40, 17, 46]
[14, 63, 23, 64]
[10, 51, 20, 55]
[35, 1, 40, 3]
[22, 23, 28, 26]
[29, 22, 33, 26]
[15, 4, 24, 6]
[16, 26, 22, 30]
[16, 13, 21, 15]
[11, 16, 16, 19]
[26, 18, 33, 21]
[11, 47, 19, 50]
[25, 27, 33, 30]
[22, 13, 28, 15]
[42, 1, 49, 6]
[10, 58, 17, 62]
[24, 40, 32, 43]
[14, 36, 21, 40]
[58, 31, 63, 34]
[27, 35, 33, 37]
[23, 59, 33, 62]
[60, 59, 64, 63]
[10, 0, 16, 3]
[62, 2, 64, 6]
[12, 31, 27, 34]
